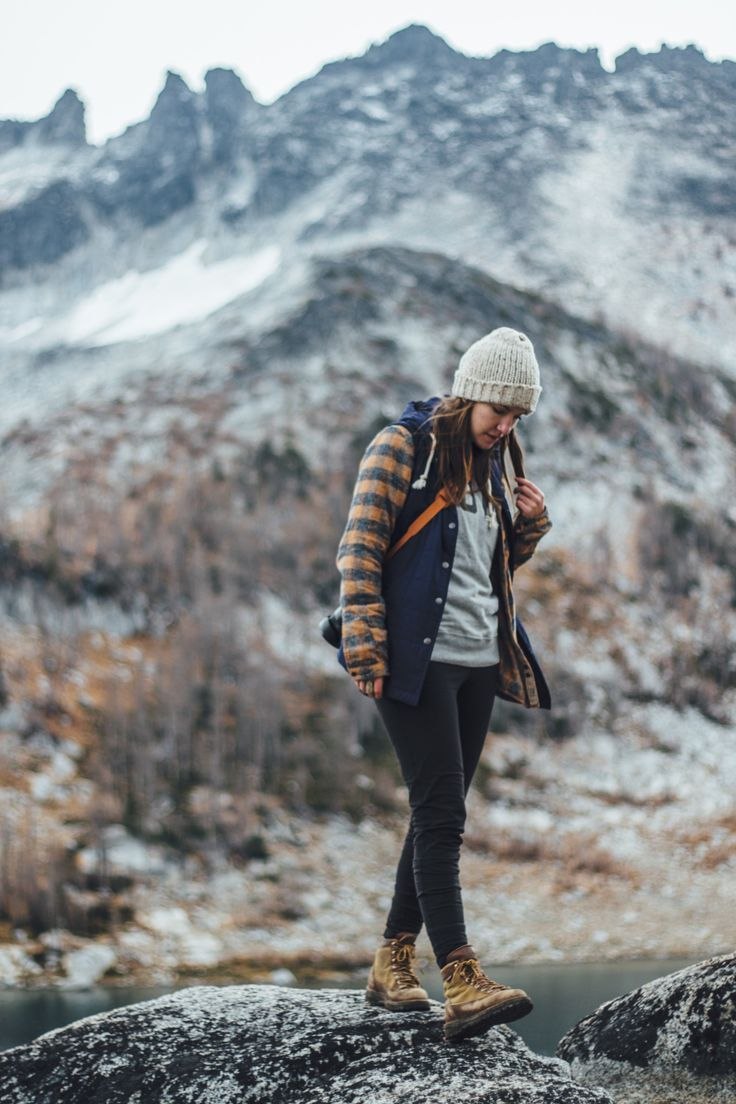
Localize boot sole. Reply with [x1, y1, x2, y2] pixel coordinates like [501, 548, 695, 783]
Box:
[444, 995, 533, 1043]
[365, 988, 431, 1012]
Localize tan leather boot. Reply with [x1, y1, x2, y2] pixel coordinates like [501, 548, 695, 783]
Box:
[365, 932, 431, 1012]
[441, 951, 533, 1042]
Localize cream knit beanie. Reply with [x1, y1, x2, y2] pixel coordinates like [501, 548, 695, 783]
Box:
[451, 327, 542, 413]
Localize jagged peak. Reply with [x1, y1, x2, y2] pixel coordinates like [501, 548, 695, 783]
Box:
[532, 41, 591, 59]
[614, 42, 714, 74]
[154, 70, 196, 106]
[35, 87, 87, 146]
[148, 70, 197, 127]
[50, 87, 85, 113]
[489, 41, 605, 75]
[204, 67, 256, 105]
[364, 23, 459, 64]
[275, 23, 459, 102]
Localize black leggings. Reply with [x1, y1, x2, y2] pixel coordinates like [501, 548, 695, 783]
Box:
[375, 660, 499, 968]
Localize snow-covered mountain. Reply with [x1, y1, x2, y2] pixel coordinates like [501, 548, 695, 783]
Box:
[1, 24, 735, 375]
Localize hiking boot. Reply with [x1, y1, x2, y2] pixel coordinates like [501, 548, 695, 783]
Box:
[365, 932, 431, 1012]
[441, 953, 533, 1042]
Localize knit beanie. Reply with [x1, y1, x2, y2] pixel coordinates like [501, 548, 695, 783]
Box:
[451, 327, 542, 413]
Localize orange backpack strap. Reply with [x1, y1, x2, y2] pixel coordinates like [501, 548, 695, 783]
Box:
[385, 488, 451, 562]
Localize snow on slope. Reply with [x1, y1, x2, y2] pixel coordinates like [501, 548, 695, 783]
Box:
[0, 143, 91, 210]
[534, 116, 736, 368]
[25, 239, 282, 348]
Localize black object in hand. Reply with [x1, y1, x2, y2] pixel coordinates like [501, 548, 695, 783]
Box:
[318, 606, 342, 648]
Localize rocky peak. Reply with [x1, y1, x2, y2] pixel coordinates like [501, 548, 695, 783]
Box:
[515, 41, 605, 77]
[34, 88, 87, 147]
[0, 86, 87, 155]
[615, 42, 715, 76]
[204, 67, 256, 112]
[357, 22, 461, 71]
[611, 42, 735, 119]
[82, 69, 203, 227]
[481, 41, 606, 109]
[146, 70, 200, 156]
[149, 71, 197, 129]
[204, 68, 257, 164]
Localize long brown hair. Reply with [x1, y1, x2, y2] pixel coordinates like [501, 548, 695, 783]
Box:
[424, 396, 527, 510]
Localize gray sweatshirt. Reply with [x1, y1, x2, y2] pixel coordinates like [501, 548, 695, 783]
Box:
[431, 480, 500, 666]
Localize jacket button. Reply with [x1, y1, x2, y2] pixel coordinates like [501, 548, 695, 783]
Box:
[442, 561, 450, 568]
[448, 522, 456, 529]
[423, 637, 432, 644]
[435, 596, 443, 604]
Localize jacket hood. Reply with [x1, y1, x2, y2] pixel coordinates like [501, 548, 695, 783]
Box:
[394, 395, 442, 435]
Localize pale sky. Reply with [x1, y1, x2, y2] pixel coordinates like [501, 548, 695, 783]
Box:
[3, 0, 734, 146]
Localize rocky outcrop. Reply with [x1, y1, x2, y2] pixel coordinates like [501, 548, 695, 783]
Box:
[203, 67, 258, 165]
[0, 88, 86, 153]
[356, 23, 459, 72]
[0, 983, 611, 1103]
[0, 178, 89, 275]
[34, 89, 87, 147]
[86, 71, 202, 228]
[557, 952, 736, 1103]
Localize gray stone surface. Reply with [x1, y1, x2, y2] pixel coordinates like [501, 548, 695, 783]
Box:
[0, 983, 612, 1103]
[557, 952, 736, 1102]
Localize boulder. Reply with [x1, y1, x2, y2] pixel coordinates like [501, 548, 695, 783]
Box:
[0, 983, 611, 1103]
[557, 952, 736, 1102]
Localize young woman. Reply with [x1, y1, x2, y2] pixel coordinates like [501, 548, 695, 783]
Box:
[335, 326, 552, 1044]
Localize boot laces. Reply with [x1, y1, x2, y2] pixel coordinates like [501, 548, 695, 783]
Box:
[390, 942, 421, 989]
[457, 959, 508, 993]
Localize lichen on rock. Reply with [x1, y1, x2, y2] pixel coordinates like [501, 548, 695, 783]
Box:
[0, 983, 612, 1103]
[557, 952, 736, 1103]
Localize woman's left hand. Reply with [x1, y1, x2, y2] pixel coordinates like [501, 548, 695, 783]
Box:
[356, 676, 384, 699]
[513, 476, 546, 518]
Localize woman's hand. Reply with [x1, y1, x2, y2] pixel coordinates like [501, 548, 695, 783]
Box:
[355, 676, 384, 699]
[513, 476, 546, 519]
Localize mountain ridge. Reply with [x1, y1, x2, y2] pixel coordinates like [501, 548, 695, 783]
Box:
[2, 25, 734, 150]
[1, 21, 733, 380]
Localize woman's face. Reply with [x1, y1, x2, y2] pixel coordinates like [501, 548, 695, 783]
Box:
[470, 402, 528, 449]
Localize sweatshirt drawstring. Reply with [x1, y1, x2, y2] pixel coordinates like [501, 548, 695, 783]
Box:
[411, 432, 437, 489]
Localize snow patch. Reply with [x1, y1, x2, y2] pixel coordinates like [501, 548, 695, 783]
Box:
[0, 944, 43, 985]
[53, 239, 281, 347]
[59, 944, 117, 990]
[77, 825, 171, 876]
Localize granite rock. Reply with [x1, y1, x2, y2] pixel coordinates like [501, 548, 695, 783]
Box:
[557, 952, 736, 1103]
[0, 983, 612, 1103]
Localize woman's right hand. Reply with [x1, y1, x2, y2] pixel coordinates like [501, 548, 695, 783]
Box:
[355, 676, 384, 699]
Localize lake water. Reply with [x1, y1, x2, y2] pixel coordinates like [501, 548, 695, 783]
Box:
[0, 956, 698, 1056]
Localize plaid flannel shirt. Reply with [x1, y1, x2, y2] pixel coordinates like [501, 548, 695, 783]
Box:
[336, 424, 552, 695]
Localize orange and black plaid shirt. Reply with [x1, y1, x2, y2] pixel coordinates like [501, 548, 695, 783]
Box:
[336, 424, 552, 705]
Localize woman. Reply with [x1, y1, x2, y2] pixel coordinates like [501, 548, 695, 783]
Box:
[335, 327, 552, 1043]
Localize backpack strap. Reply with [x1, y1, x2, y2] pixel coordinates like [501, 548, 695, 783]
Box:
[385, 488, 451, 561]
